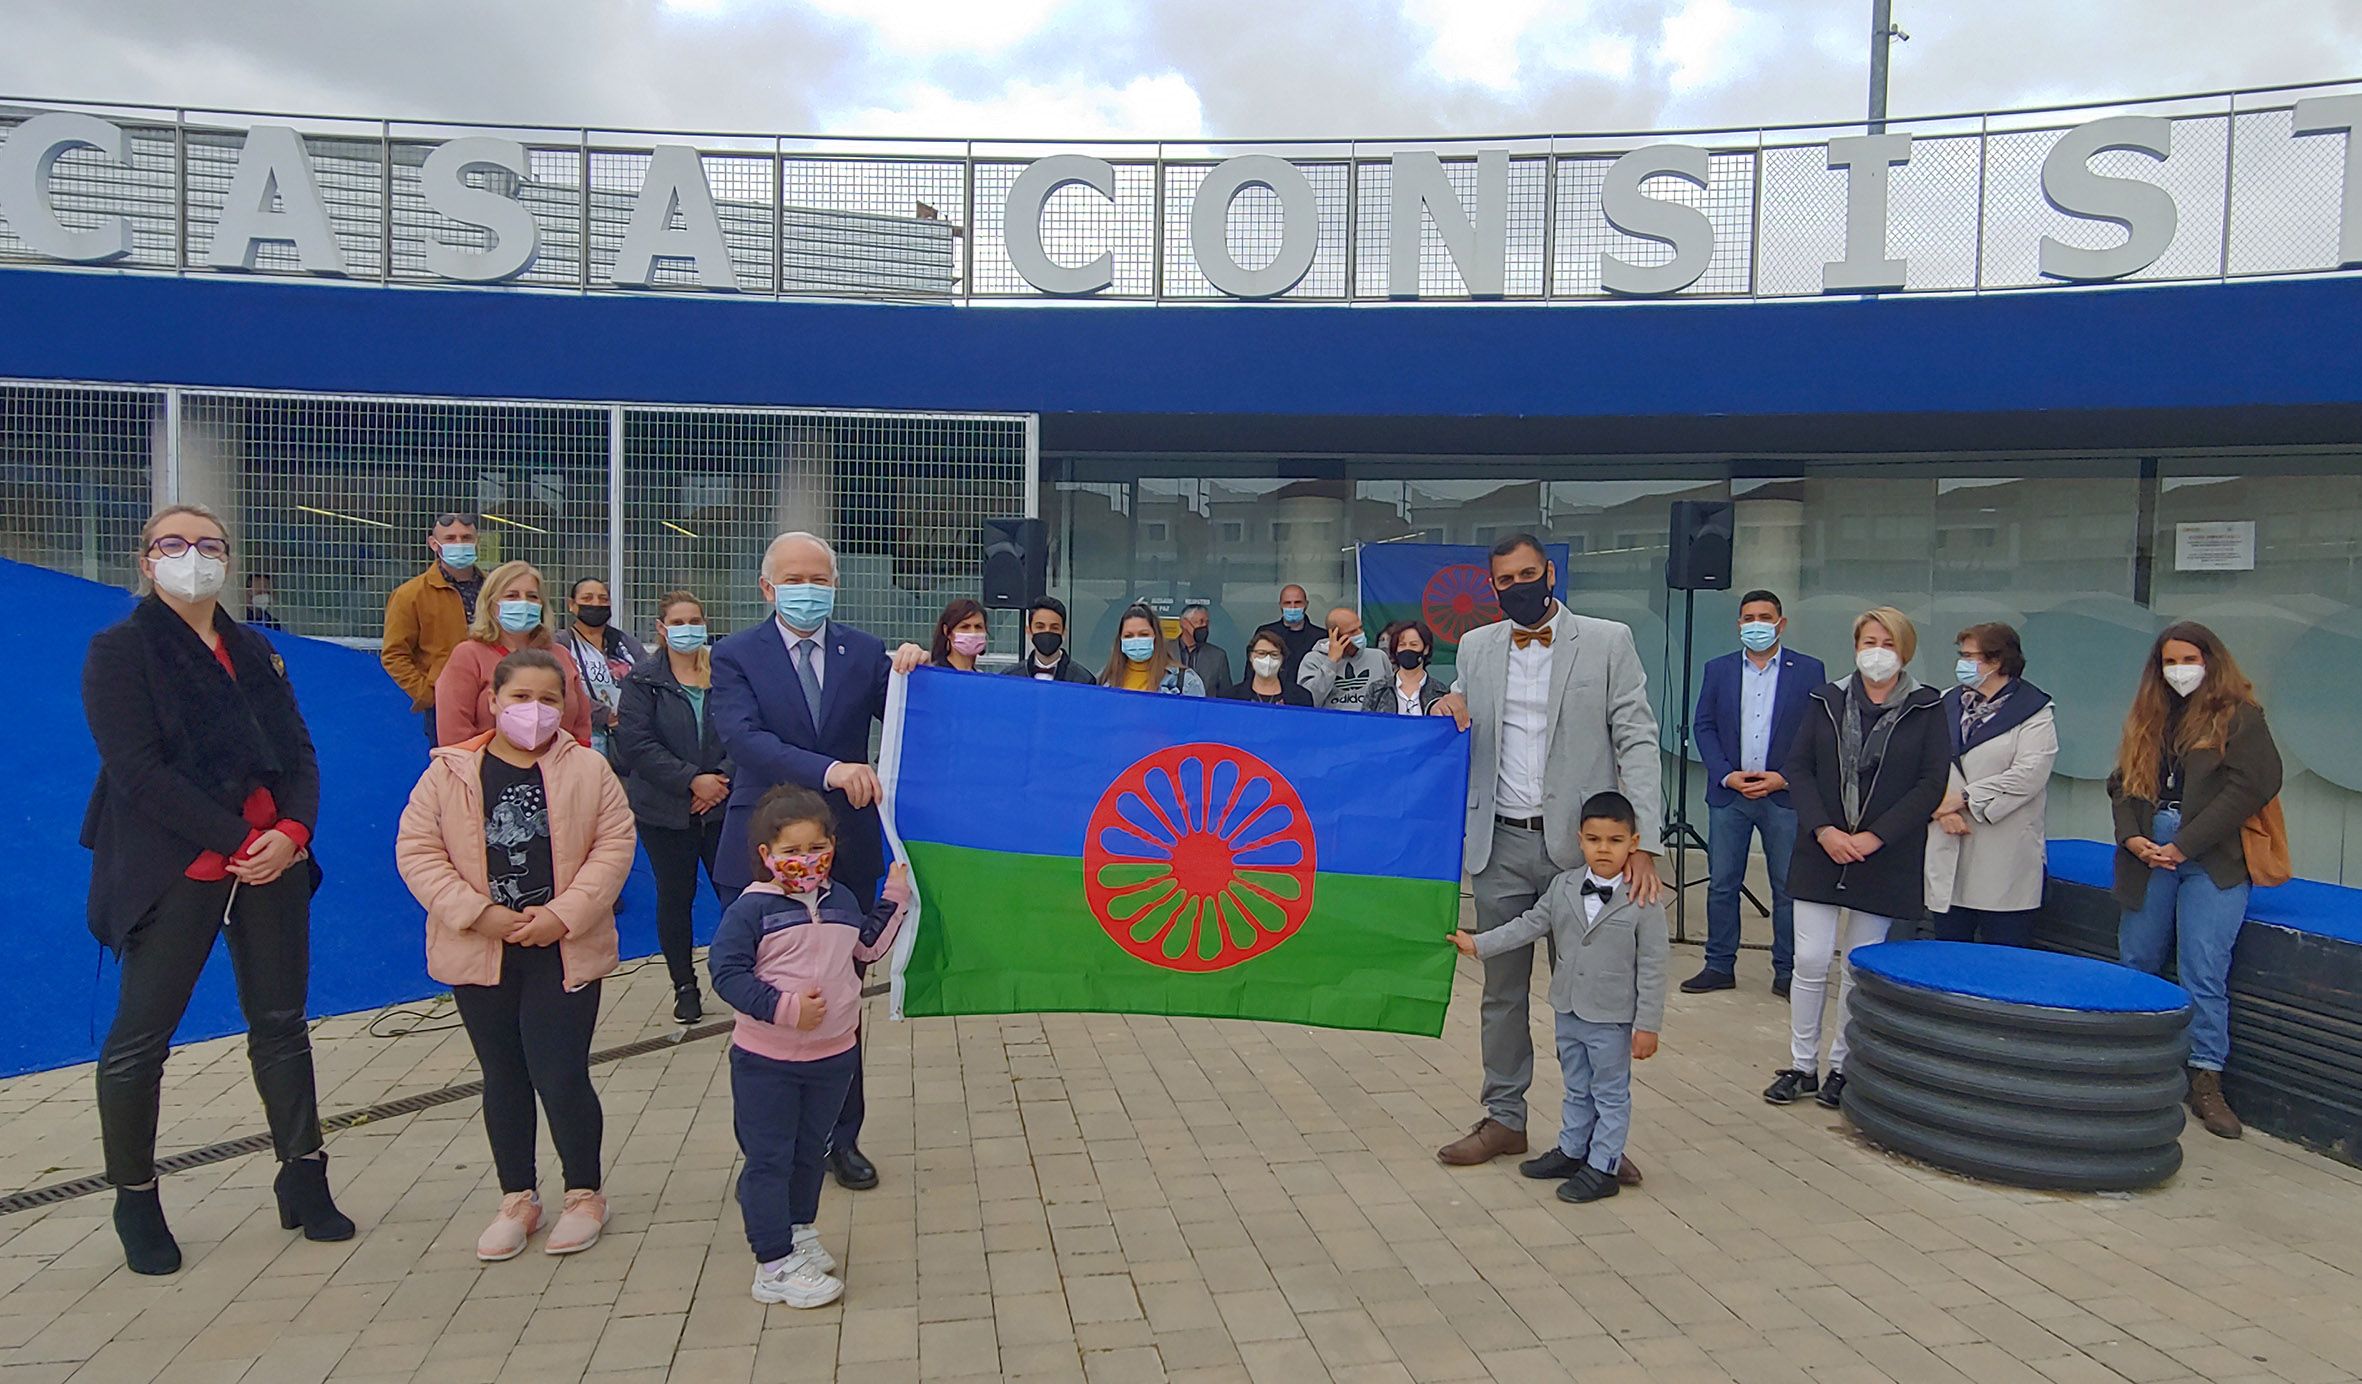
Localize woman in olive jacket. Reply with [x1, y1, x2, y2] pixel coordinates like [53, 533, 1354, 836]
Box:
[616, 591, 734, 1024]
[2108, 620, 2283, 1139]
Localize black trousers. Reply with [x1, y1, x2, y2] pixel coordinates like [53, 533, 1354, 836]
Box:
[452, 943, 604, 1195]
[1932, 906, 2037, 947]
[98, 873, 323, 1187]
[640, 817, 727, 991]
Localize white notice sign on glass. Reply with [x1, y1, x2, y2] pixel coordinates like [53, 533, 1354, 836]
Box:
[2174, 521, 2257, 572]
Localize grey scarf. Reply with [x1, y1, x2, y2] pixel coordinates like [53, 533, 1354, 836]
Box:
[1837, 672, 1922, 827]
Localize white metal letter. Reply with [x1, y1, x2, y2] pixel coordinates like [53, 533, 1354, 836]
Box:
[1005, 154, 1116, 295]
[204, 125, 347, 274]
[421, 136, 540, 283]
[612, 144, 739, 291]
[2039, 116, 2177, 282]
[0, 112, 133, 263]
[1188, 154, 1319, 299]
[1599, 144, 1715, 296]
[1388, 149, 1508, 298]
[2294, 95, 2362, 268]
[1822, 133, 1912, 292]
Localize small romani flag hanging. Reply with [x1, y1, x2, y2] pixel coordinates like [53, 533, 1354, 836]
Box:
[881, 667, 1469, 1036]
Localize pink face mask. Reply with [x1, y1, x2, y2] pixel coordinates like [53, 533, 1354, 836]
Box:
[765, 846, 835, 894]
[496, 700, 561, 752]
[950, 631, 988, 658]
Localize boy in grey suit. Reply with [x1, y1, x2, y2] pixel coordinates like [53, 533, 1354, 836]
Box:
[1452, 792, 1668, 1203]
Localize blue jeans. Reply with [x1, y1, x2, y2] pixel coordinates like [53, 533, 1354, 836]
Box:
[2118, 808, 2248, 1071]
[1553, 1012, 1634, 1175]
[1705, 796, 1796, 978]
[731, 1044, 859, 1263]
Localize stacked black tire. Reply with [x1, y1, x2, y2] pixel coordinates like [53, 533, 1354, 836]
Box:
[1844, 959, 2192, 1192]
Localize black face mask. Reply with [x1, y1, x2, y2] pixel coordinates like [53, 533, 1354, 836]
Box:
[1393, 647, 1428, 670]
[575, 605, 612, 629]
[1497, 576, 1551, 628]
[1030, 630, 1064, 658]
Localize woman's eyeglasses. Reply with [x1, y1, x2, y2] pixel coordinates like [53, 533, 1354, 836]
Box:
[148, 536, 230, 560]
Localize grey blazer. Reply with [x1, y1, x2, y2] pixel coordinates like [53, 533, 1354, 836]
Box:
[1474, 874, 1669, 1031]
[1453, 607, 1664, 876]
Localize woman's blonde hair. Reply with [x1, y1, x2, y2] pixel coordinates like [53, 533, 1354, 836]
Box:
[1852, 606, 1918, 665]
[467, 560, 552, 645]
[657, 589, 711, 675]
[134, 503, 231, 597]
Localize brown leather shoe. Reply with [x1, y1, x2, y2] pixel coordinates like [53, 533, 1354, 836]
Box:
[1614, 1152, 1643, 1187]
[1437, 1119, 1527, 1166]
[2187, 1069, 2243, 1139]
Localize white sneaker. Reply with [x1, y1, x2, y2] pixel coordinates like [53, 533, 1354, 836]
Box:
[753, 1252, 843, 1308]
[792, 1224, 837, 1275]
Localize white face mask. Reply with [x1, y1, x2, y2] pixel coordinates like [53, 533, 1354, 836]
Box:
[1250, 653, 1282, 678]
[152, 549, 228, 603]
[2163, 663, 2206, 698]
[1854, 646, 1901, 684]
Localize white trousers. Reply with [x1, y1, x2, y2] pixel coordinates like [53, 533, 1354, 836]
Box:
[1789, 900, 1894, 1075]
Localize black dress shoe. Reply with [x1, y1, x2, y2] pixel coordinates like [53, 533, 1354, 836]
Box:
[1679, 968, 1736, 994]
[673, 985, 703, 1024]
[1772, 973, 1792, 999]
[1815, 1071, 1849, 1110]
[273, 1154, 356, 1242]
[113, 1186, 182, 1275]
[829, 1145, 879, 1190]
[1518, 1147, 1585, 1181]
[1763, 1069, 1819, 1105]
[1555, 1164, 1620, 1204]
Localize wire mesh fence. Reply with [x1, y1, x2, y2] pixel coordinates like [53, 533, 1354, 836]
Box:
[0, 381, 1031, 653]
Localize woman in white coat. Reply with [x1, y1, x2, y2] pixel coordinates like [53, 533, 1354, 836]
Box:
[1926, 622, 2060, 946]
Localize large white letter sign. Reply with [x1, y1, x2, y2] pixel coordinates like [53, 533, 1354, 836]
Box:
[1388, 149, 1507, 298]
[1005, 154, 1116, 295]
[2039, 116, 2176, 282]
[1188, 155, 1319, 299]
[0, 112, 133, 263]
[1822, 133, 1912, 292]
[612, 144, 739, 290]
[2294, 94, 2362, 268]
[205, 125, 347, 273]
[1599, 144, 1715, 296]
[421, 136, 540, 283]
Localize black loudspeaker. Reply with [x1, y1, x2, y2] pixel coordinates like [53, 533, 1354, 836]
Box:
[981, 517, 1047, 609]
[1665, 500, 1734, 591]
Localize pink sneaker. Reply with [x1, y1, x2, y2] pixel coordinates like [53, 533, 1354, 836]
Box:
[544, 1189, 607, 1255]
[476, 1191, 541, 1262]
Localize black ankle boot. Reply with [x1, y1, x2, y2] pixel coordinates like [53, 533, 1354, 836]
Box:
[274, 1155, 356, 1242]
[113, 1186, 182, 1275]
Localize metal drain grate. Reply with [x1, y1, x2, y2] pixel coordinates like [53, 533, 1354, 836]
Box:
[0, 1018, 739, 1216]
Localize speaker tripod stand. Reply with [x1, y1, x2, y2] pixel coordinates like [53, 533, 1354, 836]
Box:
[1666, 585, 1769, 945]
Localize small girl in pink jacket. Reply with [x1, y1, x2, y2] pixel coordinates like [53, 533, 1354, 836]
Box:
[395, 648, 637, 1263]
[710, 784, 907, 1309]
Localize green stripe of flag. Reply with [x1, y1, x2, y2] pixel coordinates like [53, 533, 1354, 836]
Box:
[899, 841, 1459, 1037]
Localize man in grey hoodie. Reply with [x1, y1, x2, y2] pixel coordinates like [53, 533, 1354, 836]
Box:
[1298, 607, 1388, 710]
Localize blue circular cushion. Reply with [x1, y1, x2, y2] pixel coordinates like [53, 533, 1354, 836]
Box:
[1850, 940, 2190, 1014]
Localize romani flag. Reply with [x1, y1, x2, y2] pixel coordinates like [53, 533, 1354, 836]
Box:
[880, 667, 1469, 1036]
[1357, 540, 1570, 675]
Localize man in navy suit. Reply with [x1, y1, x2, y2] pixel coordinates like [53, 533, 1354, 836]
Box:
[712, 531, 922, 1192]
[1684, 590, 1825, 997]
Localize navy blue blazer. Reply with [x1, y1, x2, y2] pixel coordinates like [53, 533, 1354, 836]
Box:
[1693, 647, 1826, 808]
[710, 618, 891, 898]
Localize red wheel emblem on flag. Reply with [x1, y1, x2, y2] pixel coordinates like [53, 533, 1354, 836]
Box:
[1083, 743, 1318, 973]
[1422, 564, 1501, 644]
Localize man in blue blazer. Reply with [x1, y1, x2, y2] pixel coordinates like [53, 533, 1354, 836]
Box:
[712, 530, 921, 1192]
[1684, 590, 1825, 997]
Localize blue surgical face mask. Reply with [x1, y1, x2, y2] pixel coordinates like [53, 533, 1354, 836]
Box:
[438, 541, 477, 570]
[1739, 621, 1779, 653]
[665, 624, 709, 653]
[495, 599, 542, 634]
[1281, 606, 1306, 625]
[1121, 635, 1156, 663]
[773, 581, 834, 631]
[1955, 657, 1985, 688]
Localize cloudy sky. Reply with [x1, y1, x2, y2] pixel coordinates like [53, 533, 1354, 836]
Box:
[1, 0, 2353, 140]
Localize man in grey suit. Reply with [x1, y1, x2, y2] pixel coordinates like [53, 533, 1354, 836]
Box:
[1430, 534, 1664, 1169]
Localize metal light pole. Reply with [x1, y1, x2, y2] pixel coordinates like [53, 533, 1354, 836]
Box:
[1868, 0, 1910, 134]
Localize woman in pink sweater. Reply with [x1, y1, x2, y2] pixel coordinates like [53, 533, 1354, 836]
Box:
[709, 785, 907, 1309]
[432, 560, 593, 748]
[396, 648, 636, 1262]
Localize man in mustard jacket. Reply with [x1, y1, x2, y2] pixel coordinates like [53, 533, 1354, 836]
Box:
[382, 512, 485, 746]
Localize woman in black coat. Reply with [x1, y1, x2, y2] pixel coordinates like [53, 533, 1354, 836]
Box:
[82, 505, 353, 1276]
[1763, 606, 1951, 1113]
[616, 590, 733, 1024]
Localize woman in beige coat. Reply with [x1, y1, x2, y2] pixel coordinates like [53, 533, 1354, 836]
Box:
[397, 648, 636, 1263]
[1925, 623, 2059, 946]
